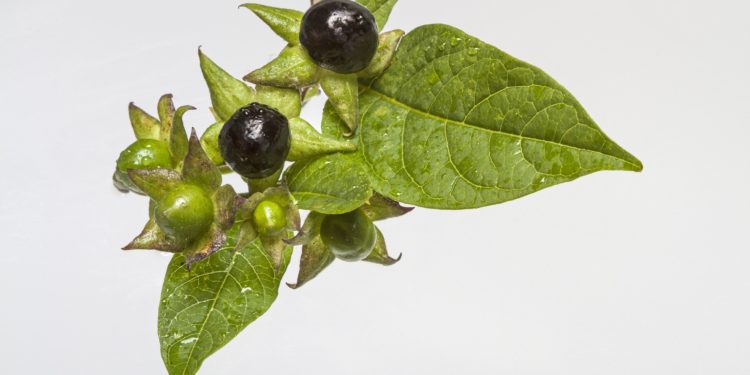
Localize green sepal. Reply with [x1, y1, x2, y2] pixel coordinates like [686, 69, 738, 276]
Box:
[236, 220, 259, 250]
[241, 3, 303, 45]
[244, 45, 320, 88]
[285, 211, 324, 246]
[302, 85, 320, 104]
[255, 84, 301, 118]
[288, 117, 357, 161]
[200, 121, 225, 165]
[183, 225, 228, 269]
[363, 227, 401, 265]
[127, 168, 182, 201]
[208, 107, 222, 122]
[129, 102, 161, 140]
[358, 29, 404, 79]
[169, 105, 194, 167]
[157, 94, 176, 144]
[235, 192, 264, 248]
[112, 170, 139, 194]
[362, 192, 414, 221]
[235, 187, 299, 256]
[182, 129, 222, 192]
[287, 235, 334, 289]
[245, 168, 282, 195]
[199, 48, 256, 121]
[320, 72, 359, 135]
[261, 235, 287, 271]
[213, 184, 239, 230]
[122, 218, 181, 252]
[358, 0, 397, 31]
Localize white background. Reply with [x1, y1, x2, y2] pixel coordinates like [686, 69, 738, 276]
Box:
[1, 0, 749, 374]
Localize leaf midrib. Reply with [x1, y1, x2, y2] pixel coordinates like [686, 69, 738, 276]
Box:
[362, 86, 641, 170]
[179, 248, 238, 375]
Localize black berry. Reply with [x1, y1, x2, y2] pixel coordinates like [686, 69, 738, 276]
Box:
[219, 103, 291, 179]
[300, 0, 379, 74]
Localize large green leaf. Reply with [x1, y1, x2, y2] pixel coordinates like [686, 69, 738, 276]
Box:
[285, 153, 372, 215]
[324, 24, 642, 209]
[158, 225, 292, 375]
[357, 0, 397, 31]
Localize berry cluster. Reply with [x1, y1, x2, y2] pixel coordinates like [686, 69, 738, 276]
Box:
[113, 0, 404, 270]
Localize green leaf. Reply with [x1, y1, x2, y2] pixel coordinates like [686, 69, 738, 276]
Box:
[358, 29, 404, 79]
[357, 0, 397, 31]
[286, 153, 372, 215]
[199, 49, 256, 121]
[288, 117, 356, 161]
[362, 192, 413, 221]
[129, 102, 161, 140]
[255, 84, 301, 118]
[320, 73, 359, 134]
[363, 227, 401, 265]
[244, 45, 320, 88]
[346, 24, 642, 209]
[288, 235, 334, 289]
[241, 3, 303, 45]
[169, 105, 194, 167]
[159, 225, 292, 375]
[182, 129, 222, 192]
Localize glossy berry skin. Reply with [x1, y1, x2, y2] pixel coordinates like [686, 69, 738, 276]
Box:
[116, 139, 172, 173]
[219, 103, 291, 179]
[320, 208, 376, 262]
[300, 0, 379, 74]
[154, 184, 214, 243]
[253, 200, 287, 236]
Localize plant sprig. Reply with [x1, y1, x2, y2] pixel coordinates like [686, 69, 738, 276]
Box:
[110, 1, 641, 374]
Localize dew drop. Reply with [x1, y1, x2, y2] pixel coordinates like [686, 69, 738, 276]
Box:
[450, 37, 461, 46]
[467, 48, 479, 56]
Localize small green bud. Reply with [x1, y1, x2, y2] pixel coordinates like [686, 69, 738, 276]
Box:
[253, 200, 287, 236]
[155, 184, 214, 243]
[320, 208, 376, 262]
[117, 139, 172, 172]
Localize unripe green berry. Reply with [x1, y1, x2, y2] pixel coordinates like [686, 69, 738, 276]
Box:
[253, 200, 287, 236]
[117, 139, 172, 172]
[320, 209, 376, 262]
[155, 184, 214, 243]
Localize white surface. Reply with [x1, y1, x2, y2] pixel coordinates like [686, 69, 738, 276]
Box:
[1, 0, 749, 374]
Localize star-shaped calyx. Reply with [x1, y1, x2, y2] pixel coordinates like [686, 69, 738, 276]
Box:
[112, 94, 194, 194]
[123, 129, 239, 269]
[197, 48, 356, 171]
[285, 192, 412, 289]
[240, 2, 404, 135]
[234, 186, 301, 270]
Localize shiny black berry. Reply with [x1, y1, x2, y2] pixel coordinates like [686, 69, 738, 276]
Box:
[219, 103, 291, 179]
[300, 0, 379, 74]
